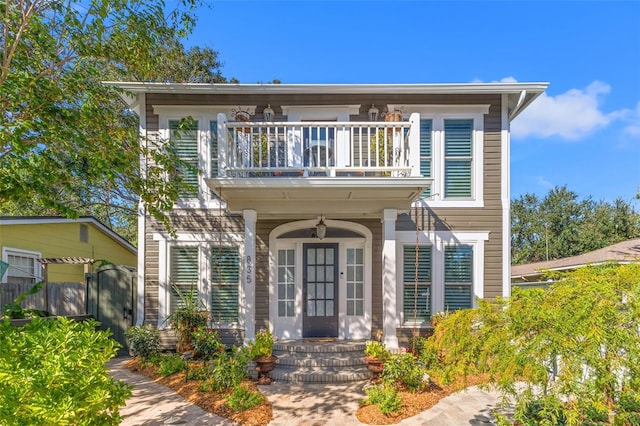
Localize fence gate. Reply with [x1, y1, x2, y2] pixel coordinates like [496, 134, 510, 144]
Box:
[86, 265, 136, 355]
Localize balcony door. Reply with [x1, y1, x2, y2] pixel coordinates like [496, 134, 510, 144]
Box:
[302, 243, 338, 337]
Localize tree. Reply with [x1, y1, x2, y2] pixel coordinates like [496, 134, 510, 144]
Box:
[511, 186, 640, 264]
[0, 0, 231, 242]
[424, 263, 640, 425]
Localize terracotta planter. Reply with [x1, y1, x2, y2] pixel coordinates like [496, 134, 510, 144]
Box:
[254, 355, 277, 384]
[364, 355, 384, 378]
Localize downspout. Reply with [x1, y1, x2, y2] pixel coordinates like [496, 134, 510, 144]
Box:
[508, 90, 527, 122]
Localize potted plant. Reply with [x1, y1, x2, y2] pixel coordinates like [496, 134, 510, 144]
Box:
[249, 328, 277, 384]
[166, 284, 210, 353]
[364, 340, 390, 379]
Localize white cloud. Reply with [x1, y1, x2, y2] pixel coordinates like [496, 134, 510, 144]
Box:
[623, 101, 640, 137]
[535, 175, 554, 190]
[512, 81, 619, 140]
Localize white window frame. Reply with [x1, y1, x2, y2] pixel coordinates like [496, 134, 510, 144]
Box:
[389, 104, 489, 208]
[395, 230, 489, 328]
[154, 231, 244, 329]
[2, 247, 42, 282]
[153, 105, 256, 209]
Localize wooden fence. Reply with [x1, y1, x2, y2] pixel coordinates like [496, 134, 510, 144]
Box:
[0, 282, 86, 316]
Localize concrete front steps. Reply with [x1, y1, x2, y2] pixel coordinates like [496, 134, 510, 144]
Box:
[269, 339, 373, 384]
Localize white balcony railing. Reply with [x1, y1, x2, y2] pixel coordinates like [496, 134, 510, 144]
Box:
[216, 113, 421, 178]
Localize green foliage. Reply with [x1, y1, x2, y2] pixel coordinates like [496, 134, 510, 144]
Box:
[157, 354, 186, 377]
[125, 324, 160, 361]
[0, 0, 239, 239]
[192, 327, 226, 360]
[511, 185, 640, 264]
[381, 352, 428, 391]
[362, 383, 403, 416]
[249, 328, 274, 359]
[0, 317, 131, 425]
[206, 346, 250, 391]
[227, 384, 265, 411]
[166, 284, 210, 352]
[364, 340, 391, 362]
[424, 263, 640, 425]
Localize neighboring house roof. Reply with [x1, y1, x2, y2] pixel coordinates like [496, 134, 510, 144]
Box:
[511, 238, 640, 281]
[0, 216, 137, 255]
[104, 81, 549, 120]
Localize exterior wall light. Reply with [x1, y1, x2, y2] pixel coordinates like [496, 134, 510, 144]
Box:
[316, 216, 327, 240]
[263, 104, 275, 122]
[368, 104, 379, 121]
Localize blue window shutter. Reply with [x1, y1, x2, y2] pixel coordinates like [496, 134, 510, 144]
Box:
[419, 119, 432, 198]
[170, 120, 199, 198]
[403, 245, 432, 322]
[444, 245, 473, 311]
[444, 119, 473, 198]
[211, 247, 240, 322]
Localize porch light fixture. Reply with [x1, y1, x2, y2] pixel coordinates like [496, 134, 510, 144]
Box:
[316, 216, 327, 240]
[368, 104, 379, 121]
[263, 104, 275, 122]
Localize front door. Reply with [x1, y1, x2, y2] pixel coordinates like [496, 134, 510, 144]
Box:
[303, 243, 338, 337]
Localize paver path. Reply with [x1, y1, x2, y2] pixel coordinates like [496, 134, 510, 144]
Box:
[108, 356, 505, 425]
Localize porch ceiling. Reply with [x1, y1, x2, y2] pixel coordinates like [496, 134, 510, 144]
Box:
[206, 177, 431, 218]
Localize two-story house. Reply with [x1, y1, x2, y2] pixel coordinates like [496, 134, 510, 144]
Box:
[110, 82, 547, 348]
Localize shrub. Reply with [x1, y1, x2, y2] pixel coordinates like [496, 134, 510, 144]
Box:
[364, 340, 390, 362]
[227, 384, 265, 411]
[166, 284, 210, 352]
[192, 327, 225, 360]
[125, 324, 160, 361]
[157, 354, 186, 377]
[207, 346, 250, 391]
[381, 352, 428, 391]
[0, 317, 131, 425]
[249, 328, 274, 359]
[362, 383, 402, 416]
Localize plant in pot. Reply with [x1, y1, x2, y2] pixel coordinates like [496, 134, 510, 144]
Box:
[166, 284, 210, 353]
[249, 328, 277, 384]
[364, 340, 390, 379]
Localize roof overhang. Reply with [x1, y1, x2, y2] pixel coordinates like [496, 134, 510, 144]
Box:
[206, 177, 432, 219]
[104, 81, 549, 121]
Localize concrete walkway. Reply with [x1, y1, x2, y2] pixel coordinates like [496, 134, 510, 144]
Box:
[108, 357, 504, 425]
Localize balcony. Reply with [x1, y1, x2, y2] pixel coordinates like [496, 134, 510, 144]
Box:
[206, 112, 432, 218]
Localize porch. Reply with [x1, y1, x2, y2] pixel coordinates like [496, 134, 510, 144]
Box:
[207, 112, 432, 218]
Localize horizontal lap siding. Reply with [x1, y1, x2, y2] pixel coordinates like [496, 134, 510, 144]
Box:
[143, 211, 244, 328]
[397, 97, 505, 300]
[141, 93, 506, 329]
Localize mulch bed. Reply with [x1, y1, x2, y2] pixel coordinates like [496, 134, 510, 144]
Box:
[355, 375, 489, 425]
[126, 358, 487, 426]
[126, 358, 273, 426]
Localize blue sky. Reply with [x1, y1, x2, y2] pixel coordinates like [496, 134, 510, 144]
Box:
[183, 0, 640, 205]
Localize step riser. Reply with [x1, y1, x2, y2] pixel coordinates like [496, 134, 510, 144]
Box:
[268, 340, 372, 384]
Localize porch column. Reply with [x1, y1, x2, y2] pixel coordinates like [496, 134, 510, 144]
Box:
[243, 209, 257, 344]
[382, 209, 399, 348]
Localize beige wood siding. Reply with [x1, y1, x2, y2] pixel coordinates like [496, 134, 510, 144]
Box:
[141, 92, 506, 329]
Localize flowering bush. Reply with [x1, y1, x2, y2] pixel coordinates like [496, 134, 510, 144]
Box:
[192, 327, 225, 360]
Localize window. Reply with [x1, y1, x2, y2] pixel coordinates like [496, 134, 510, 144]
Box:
[210, 247, 240, 322]
[170, 119, 199, 199]
[444, 119, 473, 198]
[444, 245, 473, 311]
[277, 249, 295, 317]
[169, 246, 199, 314]
[403, 245, 432, 323]
[346, 248, 364, 316]
[80, 224, 89, 243]
[419, 119, 432, 198]
[2, 248, 41, 285]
